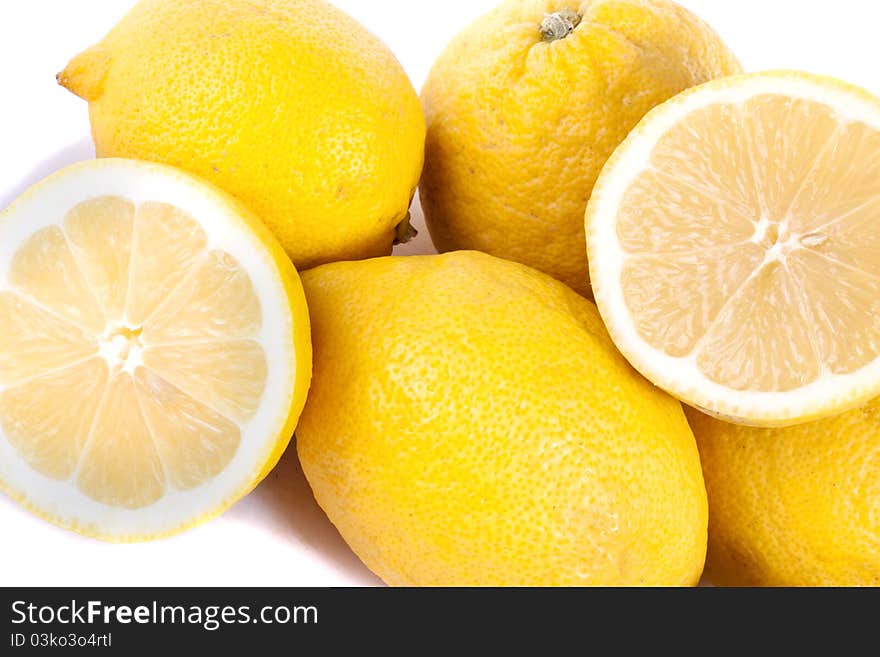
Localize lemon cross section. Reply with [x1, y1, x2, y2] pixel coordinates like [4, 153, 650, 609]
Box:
[587, 72, 880, 427]
[0, 159, 311, 541]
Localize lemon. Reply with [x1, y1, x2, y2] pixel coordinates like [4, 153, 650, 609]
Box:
[687, 404, 880, 586]
[58, 0, 425, 271]
[420, 0, 740, 296]
[587, 71, 880, 427]
[0, 159, 311, 541]
[296, 251, 706, 586]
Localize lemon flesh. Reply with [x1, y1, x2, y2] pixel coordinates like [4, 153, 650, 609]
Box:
[0, 159, 311, 540]
[587, 72, 880, 426]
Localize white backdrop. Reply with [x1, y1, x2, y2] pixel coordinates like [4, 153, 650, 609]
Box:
[0, 1, 878, 586]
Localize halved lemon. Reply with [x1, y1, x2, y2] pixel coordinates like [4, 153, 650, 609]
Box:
[0, 159, 311, 540]
[587, 71, 880, 427]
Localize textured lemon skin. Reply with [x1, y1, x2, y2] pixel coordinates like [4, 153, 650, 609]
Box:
[297, 251, 706, 586]
[0, 158, 312, 543]
[59, 0, 425, 271]
[419, 0, 740, 297]
[688, 404, 880, 586]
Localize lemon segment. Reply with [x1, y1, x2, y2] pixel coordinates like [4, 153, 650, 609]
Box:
[64, 196, 135, 320]
[0, 159, 311, 540]
[134, 368, 240, 492]
[10, 226, 106, 334]
[142, 341, 268, 423]
[141, 250, 262, 344]
[0, 294, 98, 385]
[76, 372, 166, 510]
[0, 358, 108, 480]
[125, 202, 208, 326]
[587, 72, 880, 426]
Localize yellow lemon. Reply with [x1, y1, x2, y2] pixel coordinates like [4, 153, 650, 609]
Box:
[297, 251, 706, 586]
[0, 159, 311, 541]
[59, 0, 425, 271]
[420, 0, 740, 296]
[587, 71, 880, 426]
[688, 404, 880, 586]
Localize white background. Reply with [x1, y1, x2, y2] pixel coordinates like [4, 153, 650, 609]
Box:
[0, 0, 878, 586]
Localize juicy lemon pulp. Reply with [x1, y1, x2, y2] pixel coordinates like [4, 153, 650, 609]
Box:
[0, 196, 266, 509]
[618, 94, 880, 392]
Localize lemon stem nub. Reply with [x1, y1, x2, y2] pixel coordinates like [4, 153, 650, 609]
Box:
[394, 213, 418, 245]
[541, 9, 582, 42]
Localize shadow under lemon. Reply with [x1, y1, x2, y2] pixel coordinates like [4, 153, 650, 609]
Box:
[233, 443, 384, 586]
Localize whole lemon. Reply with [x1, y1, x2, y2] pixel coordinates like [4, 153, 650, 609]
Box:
[59, 0, 425, 270]
[688, 405, 880, 586]
[297, 251, 707, 586]
[420, 0, 741, 296]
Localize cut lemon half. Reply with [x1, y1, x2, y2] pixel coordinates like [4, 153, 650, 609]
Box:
[587, 71, 880, 427]
[0, 159, 311, 540]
